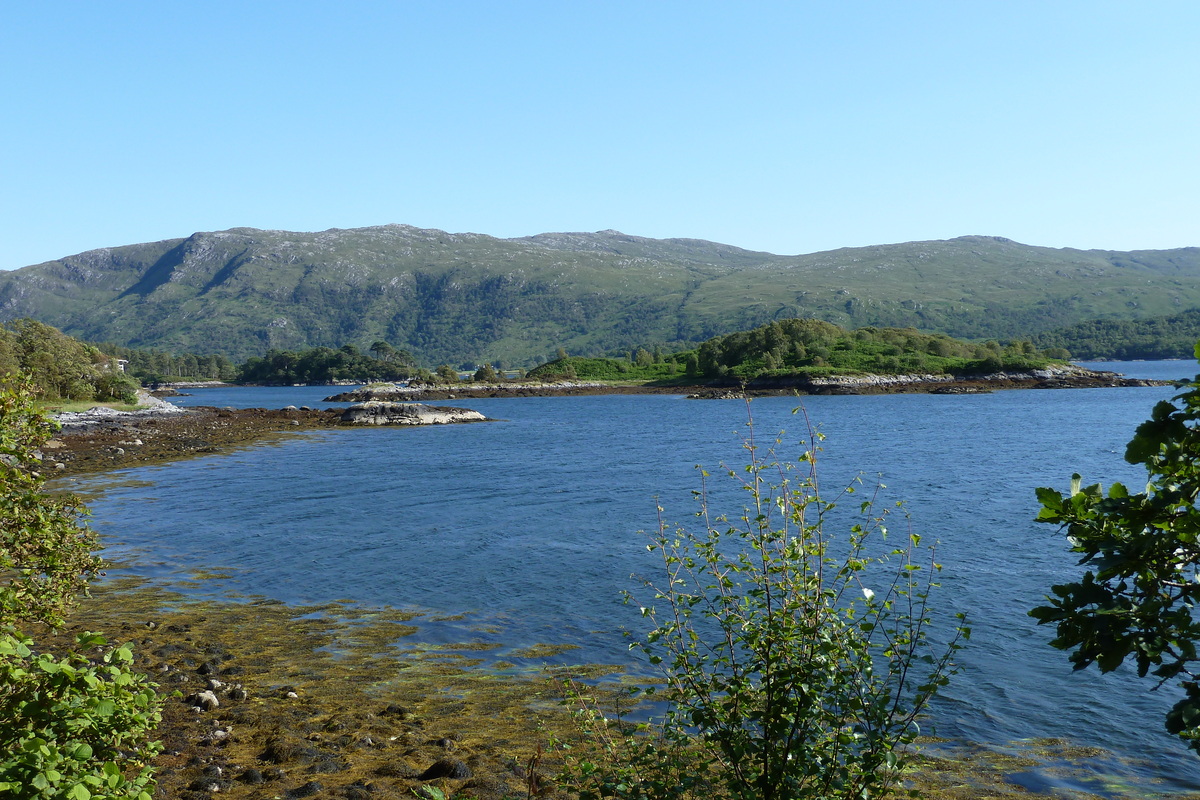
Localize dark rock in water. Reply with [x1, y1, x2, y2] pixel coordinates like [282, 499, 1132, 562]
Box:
[420, 758, 472, 780]
[340, 401, 488, 426]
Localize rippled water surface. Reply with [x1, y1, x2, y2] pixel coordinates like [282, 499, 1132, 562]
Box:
[70, 361, 1200, 794]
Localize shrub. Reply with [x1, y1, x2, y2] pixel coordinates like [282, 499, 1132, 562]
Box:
[0, 632, 161, 800]
[561, 410, 967, 800]
[1032, 343, 1200, 754]
[93, 374, 139, 405]
[0, 378, 162, 799]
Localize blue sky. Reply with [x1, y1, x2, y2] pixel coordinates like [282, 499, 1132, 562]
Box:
[1, 1, 1196, 270]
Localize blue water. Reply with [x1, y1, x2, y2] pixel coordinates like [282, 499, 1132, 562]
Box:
[66, 361, 1200, 794]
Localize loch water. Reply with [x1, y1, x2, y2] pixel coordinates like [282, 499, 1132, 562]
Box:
[67, 361, 1200, 795]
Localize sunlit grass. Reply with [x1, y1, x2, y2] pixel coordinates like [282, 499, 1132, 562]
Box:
[38, 399, 146, 413]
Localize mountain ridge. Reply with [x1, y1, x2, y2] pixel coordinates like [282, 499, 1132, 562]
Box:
[2, 225, 1198, 365]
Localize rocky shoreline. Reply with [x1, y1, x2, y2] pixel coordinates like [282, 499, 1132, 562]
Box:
[327, 365, 1170, 404]
[42, 391, 493, 477]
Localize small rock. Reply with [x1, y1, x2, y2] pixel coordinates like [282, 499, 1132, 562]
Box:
[238, 768, 264, 785]
[202, 728, 231, 744]
[195, 690, 220, 711]
[419, 758, 471, 780]
[287, 780, 323, 798]
[375, 763, 419, 778]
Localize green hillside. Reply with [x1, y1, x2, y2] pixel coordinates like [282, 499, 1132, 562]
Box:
[1, 225, 1197, 365]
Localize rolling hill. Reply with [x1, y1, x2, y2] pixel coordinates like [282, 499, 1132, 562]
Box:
[1, 225, 1197, 365]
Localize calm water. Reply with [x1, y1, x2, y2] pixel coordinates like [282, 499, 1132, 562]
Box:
[68, 361, 1200, 794]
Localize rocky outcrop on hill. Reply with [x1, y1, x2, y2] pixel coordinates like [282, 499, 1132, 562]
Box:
[340, 401, 489, 425]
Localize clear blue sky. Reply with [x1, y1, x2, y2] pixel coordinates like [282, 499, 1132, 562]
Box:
[2, 1, 1196, 270]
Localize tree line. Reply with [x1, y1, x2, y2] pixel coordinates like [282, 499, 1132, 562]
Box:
[1032, 308, 1200, 360]
[530, 319, 1070, 384]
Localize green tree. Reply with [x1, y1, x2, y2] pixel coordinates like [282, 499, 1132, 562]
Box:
[435, 364, 459, 384]
[370, 340, 396, 362]
[0, 378, 162, 799]
[3, 319, 101, 401]
[473, 363, 499, 382]
[563, 415, 967, 800]
[1032, 344, 1200, 753]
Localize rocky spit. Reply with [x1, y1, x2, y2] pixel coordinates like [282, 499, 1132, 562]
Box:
[325, 381, 688, 403]
[739, 363, 1169, 394]
[330, 366, 1170, 405]
[340, 401, 488, 425]
[46, 396, 491, 477]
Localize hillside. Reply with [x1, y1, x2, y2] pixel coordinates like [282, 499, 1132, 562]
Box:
[1, 225, 1198, 365]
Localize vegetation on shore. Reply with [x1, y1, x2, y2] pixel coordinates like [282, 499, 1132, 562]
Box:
[528, 319, 1068, 385]
[0, 380, 162, 798]
[1, 319, 139, 404]
[560, 418, 966, 800]
[1032, 308, 1200, 360]
[1033, 344, 1200, 755]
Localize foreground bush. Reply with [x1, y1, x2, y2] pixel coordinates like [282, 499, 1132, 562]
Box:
[1033, 343, 1200, 755]
[0, 379, 161, 799]
[560, 411, 968, 800]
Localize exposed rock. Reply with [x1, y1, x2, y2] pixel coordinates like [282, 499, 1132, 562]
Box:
[734, 364, 1172, 396]
[420, 758, 472, 780]
[238, 768, 264, 785]
[340, 402, 488, 426]
[286, 780, 323, 798]
[194, 690, 220, 711]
